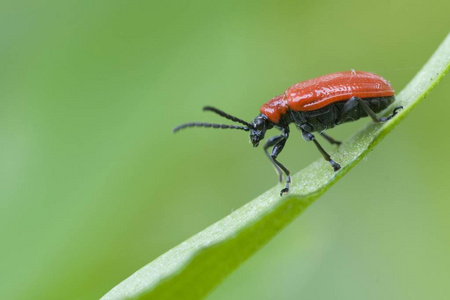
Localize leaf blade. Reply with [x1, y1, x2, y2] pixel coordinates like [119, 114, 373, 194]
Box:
[102, 33, 450, 300]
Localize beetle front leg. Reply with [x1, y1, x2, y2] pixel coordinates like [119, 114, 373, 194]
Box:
[302, 130, 341, 171]
[271, 138, 291, 196]
[263, 135, 284, 183]
[263, 129, 291, 196]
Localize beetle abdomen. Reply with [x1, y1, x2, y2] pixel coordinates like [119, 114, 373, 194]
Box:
[286, 71, 394, 112]
[290, 96, 395, 132]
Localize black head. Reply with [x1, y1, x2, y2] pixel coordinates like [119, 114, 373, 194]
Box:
[249, 114, 270, 147]
[173, 107, 272, 147]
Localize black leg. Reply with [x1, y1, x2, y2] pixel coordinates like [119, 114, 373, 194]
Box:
[341, 97, 403, 123]
[302, 130, 341, 171]
[263, 135, 284, 183]
[263, 129, 291, 196]
[320, 132, 342, 146]
[271, 139, 291, 196]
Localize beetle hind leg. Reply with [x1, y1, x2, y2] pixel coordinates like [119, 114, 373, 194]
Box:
[381, 106, 403, 122]
[341, 97, 403, 123]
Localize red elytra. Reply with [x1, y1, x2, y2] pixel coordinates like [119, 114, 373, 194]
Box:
[260, 71, 395, 123]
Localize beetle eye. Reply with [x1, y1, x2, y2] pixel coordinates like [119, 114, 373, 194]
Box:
[254, 118, 265, 130]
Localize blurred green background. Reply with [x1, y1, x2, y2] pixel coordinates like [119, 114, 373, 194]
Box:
[1, 0, 449, 299]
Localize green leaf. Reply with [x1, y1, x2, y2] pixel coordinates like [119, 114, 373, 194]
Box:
[102, 34, 450, 300]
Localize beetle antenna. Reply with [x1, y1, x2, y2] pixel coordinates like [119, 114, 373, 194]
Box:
[203, 106, 253, 127]
[173, 122, 250, 133]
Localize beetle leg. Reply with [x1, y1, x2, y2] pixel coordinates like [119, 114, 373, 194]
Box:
[263, 129, 291, 196]
[376, 105, 403, 122]
[302, 130, 341, 172]
[320, 132, 342, 146]
[271, 139, 291, 196]
[263, 135, 284, 183]
[344, 97, 403, 123]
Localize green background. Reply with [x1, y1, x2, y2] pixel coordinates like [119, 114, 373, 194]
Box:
[1, 1, 449, 299]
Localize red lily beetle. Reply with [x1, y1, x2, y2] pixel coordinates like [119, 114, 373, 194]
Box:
[174, 71, 402, 195]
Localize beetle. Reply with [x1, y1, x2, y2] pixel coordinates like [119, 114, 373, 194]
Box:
[173, 70, 403, 196]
